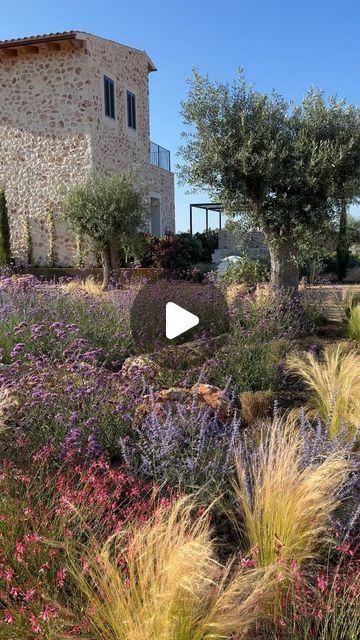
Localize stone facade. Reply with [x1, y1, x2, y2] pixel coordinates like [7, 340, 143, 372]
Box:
[212, 229, 269, 263]
[0, 32, 175, 266]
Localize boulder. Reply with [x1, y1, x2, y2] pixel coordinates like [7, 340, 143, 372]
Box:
[136, 383, 231, 422]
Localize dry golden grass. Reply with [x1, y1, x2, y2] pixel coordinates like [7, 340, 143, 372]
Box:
[239, 390, 273, 426]
[61, 276, 104, 297]
[226, 283, 249, 304]
[286, 343, 360, 438]
[67, 496, 282, 640]
[233, 416, 349, 567]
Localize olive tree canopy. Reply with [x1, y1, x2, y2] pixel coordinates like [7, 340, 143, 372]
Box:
[62, 173, 148, 288]
[179, 70, 360, 293]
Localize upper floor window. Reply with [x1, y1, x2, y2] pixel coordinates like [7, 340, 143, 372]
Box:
[127, 91, 137, 130]
[104, 76, 115, 119]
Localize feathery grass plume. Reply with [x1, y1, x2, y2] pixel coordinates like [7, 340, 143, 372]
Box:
[61, 275, 104, 296]
[66, 495, 281, 640]
[286, 343, 360, 438]
[348, 304, 360, 342]
[233, 416, 349, 567]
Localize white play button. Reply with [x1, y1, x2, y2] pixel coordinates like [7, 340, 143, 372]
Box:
[166, 302, 199, 340]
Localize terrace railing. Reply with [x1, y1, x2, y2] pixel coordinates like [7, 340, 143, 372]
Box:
[150, 141, 171, 172]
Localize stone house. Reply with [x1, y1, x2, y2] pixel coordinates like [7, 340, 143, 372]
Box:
[0, 31, 175, 266]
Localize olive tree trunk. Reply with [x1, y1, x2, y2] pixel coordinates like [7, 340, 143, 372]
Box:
[265, 233, 300, 296]
[110, 237, 121, 270]
[100, 245, 111, 290]
[336, 198, 349, 281]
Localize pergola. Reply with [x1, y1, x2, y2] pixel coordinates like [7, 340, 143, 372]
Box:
[189, 203, 223, 235]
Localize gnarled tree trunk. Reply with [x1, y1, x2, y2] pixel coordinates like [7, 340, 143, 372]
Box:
[336, 198, 349, 282]
[110, 237, 121, 271]
[100, 244, 111, 290]
[264, 233, 300, 296]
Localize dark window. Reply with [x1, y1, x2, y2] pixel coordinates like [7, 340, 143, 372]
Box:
[104, 76, 115, 119]
[127, 90, 136, 129]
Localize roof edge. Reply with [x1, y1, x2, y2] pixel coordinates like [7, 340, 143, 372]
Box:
[0, 31, 82, 49]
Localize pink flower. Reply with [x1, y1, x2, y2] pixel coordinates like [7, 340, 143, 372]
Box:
[39, 604, 58, 621]
[56, 567, 67, 588]
[316, 574, 327, 593]
[29, 613, 41, 633]
[4, 611, 13, 624]
[14, 540, 25, 562]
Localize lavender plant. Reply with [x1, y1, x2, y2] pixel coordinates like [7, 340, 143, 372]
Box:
[120, 391, 241, 493]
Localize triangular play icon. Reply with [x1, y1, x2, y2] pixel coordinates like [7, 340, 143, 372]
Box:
[166, 302, 199, 340]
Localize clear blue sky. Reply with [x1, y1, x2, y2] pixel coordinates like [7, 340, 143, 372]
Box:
[1, 0, 360, 231]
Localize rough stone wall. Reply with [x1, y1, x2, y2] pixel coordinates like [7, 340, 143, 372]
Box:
[218, 229, 269, 260]
[0, 33, 175, 267]
[85, 34, 175, 234]
[0, 42, 93, 265]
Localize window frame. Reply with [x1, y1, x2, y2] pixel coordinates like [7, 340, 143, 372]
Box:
[104, 75, 116, 120]
[127, 90, 137, 130]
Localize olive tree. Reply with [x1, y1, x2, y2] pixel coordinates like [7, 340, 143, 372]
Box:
[62, 173, 149, 289]
[179, 71, 360, 294]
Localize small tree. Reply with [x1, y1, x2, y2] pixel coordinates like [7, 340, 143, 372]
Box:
[0, 189, 11, 266]
[61, 173, 148, 289]
[179, 71, 360, 295]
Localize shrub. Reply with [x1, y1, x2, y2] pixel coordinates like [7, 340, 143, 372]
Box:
[348, 304, 360, 341]
[194, 229, 219, 262]
[141, 233, 204, 269]
[233, 416, 350, 566]
[210, 290, 303, 393]
[286, 343, 360, 438]
[67, 495, 281, 640]
[220, 255, 270, 287]
[120, 394, 240, 493]
[0, 189, 11, 266]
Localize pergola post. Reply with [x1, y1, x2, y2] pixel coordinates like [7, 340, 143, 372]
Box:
[189, 202, 222, 235]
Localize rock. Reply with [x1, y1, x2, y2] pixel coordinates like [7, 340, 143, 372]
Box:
[135, 387, 190, 418]
[136, 383, 231, 422]
[191, 383, 231, 421]
[122, 334, 228, 380]
[122, 355, 160, 380]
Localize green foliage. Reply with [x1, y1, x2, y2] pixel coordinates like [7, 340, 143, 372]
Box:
[24, 215, 32, 265]
[220, 256, 270, 286]
[0, 189, 11, 265]
[62, 173, 148, 249]
[47, 211, 56, 267]
[179, 71, 360, 288]
[337, 201, 349, 281]
[61, 172, 149, 287]
[141, 233, 204, 269]
[298, 222, 337, 283]
[194, 230, 219, 261]
[140, 231, 219, 269]
[348, 304, 360, 341]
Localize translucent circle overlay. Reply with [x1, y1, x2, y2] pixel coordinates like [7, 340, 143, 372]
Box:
[130, 278, 230, 353]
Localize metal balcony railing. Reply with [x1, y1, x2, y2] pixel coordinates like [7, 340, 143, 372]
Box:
[150, 141, 171, 172]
